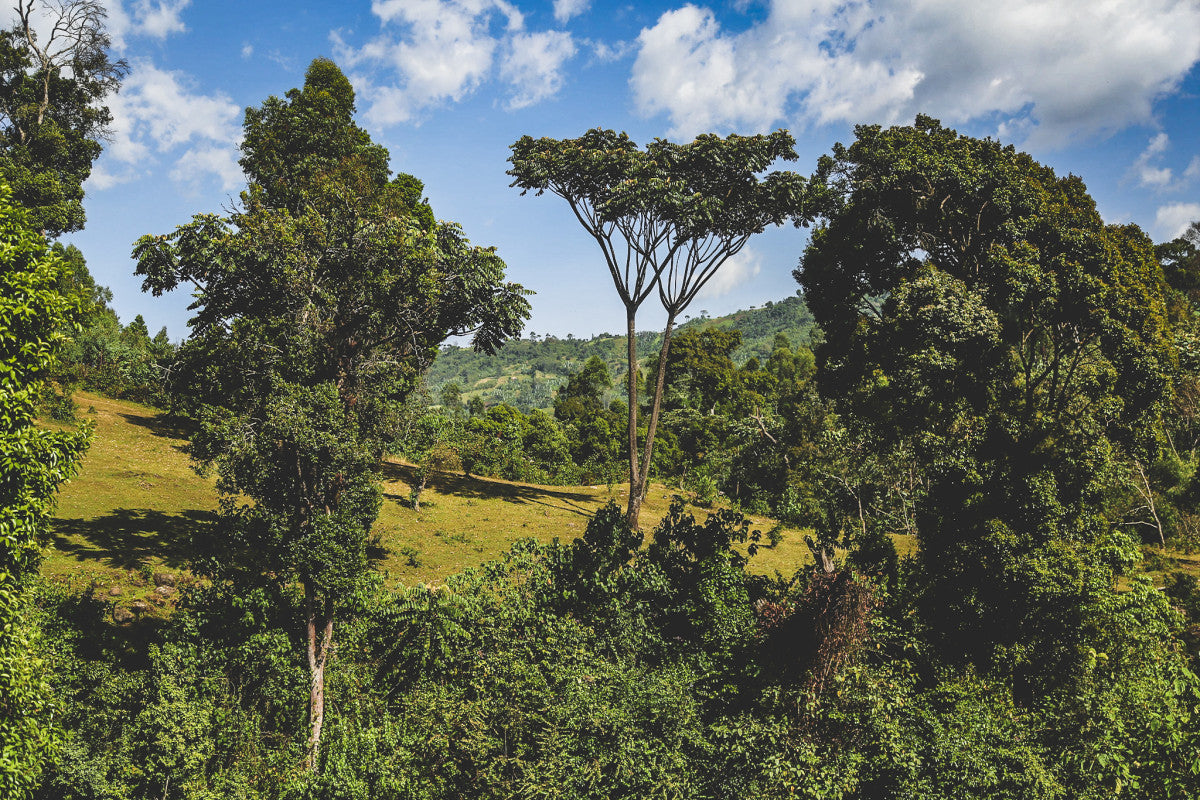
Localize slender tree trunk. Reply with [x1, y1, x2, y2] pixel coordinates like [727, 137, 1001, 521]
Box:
[304, 591, 335, 772]
[625, 306, 643, 528]
[1134, 461, 1166, 547]
[633, 314, 677, 515]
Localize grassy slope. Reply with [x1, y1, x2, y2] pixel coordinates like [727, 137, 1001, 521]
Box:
[46, 392, 830, 601]
[53, 392, 1195, 606]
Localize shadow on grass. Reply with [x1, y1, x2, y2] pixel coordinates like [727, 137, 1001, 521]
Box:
[51, 508, 215, 570]
[116, 410, 195, 446]
[381, 461, 598, 517]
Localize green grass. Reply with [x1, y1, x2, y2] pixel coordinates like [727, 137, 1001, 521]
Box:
[45, 392, 837, 600]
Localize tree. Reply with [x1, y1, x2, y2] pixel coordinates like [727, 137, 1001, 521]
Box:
[509, 129, 810, 527]
[554, 355, 620, 477]
[440, 381, 463, 412]
[796, 116, 1174, 687]
[0, 184, 89, 799]
[0, 0, 126, 237]
[132, 59, 529, 772]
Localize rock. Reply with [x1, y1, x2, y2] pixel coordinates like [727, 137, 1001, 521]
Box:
[154, 585, 175, 598]
[152, 572, 176, 587]
[130, 600, 150, 614]
[113, 607, 134, 623]
[108, 587, 122, 597]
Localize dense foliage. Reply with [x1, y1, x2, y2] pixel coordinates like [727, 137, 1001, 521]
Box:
[35, 493, 1200, 799]
[13, 72, 1200, 797]
[0, 185, 89, 798]
[0, 0, 125, 237]
[510, 129, 812, 526]
[130, 59, 528, 769]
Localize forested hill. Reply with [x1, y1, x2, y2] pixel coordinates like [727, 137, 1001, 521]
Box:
[426, 293, 816, 410]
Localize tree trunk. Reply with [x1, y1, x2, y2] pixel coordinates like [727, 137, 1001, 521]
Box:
[625, 306, 643, 528]
[633, 314, 677, 517]
[304, 591, 335, 772]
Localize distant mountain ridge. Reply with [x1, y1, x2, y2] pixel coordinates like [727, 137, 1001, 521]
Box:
[426, 294, 816, 411]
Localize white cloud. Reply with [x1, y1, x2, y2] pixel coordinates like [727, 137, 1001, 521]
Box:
[1133, 133, 1174, 189]
[697, 248, 762, 299]
[1156, 203, 1200, 240]
[333, 0, 575, 125]
[241, 43, 253, 59]
[1131, 133, 1200, 191]
[132, 0, 189, 39]
[553, 0, 589, 24]
[170, 144, 243, 192]
[1187, 157, 1200, 182]
[501, 30, 576, 109]
[86, 162, 137, 191]
[587, 38, 633, 63]
[631, 0, 1200, 144]
[105, 0, 190, 49]
[93, 61, 242, 190]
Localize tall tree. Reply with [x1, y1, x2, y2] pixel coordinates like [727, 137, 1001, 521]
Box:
[0, 184, 89, 799]
[133, 59, 529, 771]
[0, 0, 126, 236]
[796, 116, 1174, 688]
[509, 129, 809, 527]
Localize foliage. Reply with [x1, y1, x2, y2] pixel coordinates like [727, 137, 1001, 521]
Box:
[797, 116, 1175, 683]
[0, 184, 90, 799]
[424, 294, 816, 413]
[0, 0, 126, 237]
[510, 128, 812, 526]
[131, 58, 528, 770]
[38, 487, 1200, 799]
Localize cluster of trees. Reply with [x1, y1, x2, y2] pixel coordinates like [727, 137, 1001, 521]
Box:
[49, 245, 177, 409]
[0, 1, 125, 796]
[406, 324, 819, 512]
[2, 0, 1199, 792]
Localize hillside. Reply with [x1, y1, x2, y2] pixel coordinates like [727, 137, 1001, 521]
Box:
[45, 392, 824, 607]
[425, 293, 816, 410]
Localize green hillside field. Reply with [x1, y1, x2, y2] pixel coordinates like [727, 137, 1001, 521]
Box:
[45, 390, 1200, 619]
[44, 392, 861, 615]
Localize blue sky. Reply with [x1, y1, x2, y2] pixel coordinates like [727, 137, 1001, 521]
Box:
[23, 0, 1200, 340]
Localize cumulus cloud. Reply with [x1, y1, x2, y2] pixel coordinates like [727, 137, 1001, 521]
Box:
[1133, 133, 1175, 189]
[631, 0, 1200, 144]
[0, 0, 189, 53]
[106, 0, 191, 49]
[1156, 202, 1200, 240]
[87, 162, 137, 191]
[587, 38, 633, 63]
[1131, 133, 1200, 191]
[697, 248, 762, 299]
[333, 0, 576, 125]
[95, 62, 242, 190]
[553, 0, 589, 24]
[1187, 157, 1200, 182]
[501, 30, 576, 109]
[169, 144, 243, 192]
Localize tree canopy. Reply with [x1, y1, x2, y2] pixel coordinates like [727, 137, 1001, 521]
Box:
[509, 128, 811, 526]
[132, 58, 529, 771]
[0, 0, 126, 236]
[0, 183, 89, 798]
[797, 115, 1175, 682]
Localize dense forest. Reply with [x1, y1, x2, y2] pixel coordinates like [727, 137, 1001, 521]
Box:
[3, 7, 1200, 799]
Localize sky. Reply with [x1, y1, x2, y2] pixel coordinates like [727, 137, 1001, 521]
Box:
[21, 0, 1200, 341]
